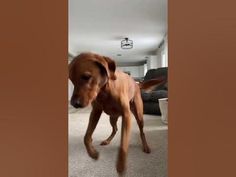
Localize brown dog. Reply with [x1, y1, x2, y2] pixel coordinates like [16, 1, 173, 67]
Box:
[69, 52, 164, 174]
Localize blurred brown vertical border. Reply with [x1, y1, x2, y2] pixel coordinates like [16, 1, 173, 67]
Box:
[169, 0, 236, 177]
[1, 0, 236, 177]
[0, 0, 68, 177]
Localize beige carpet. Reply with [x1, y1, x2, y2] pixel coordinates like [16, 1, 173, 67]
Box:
[69, 105, 168, 177]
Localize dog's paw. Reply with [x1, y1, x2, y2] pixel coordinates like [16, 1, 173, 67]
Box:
[100, 140, 110, 146]
[143, 145, 151, 154]
[116, 150, 127, 174]
[88, 149, 99, 160]
[116, 161, 127, 174]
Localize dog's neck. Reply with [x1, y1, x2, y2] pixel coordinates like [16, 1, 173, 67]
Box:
[97, 80, 113, 99]
[100, 81, 109, 92]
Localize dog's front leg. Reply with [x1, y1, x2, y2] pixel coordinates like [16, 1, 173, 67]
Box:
[84, 105, 102, 160]
[116, 106, 132, 174]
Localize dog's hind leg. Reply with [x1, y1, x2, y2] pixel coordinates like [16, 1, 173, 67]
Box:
[131, 91, 151, 153]
[100, 116, 119, 145]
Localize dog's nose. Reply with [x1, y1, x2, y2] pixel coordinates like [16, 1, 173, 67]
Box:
[71, 99, 83, 108]
[74, 102, 83, 108]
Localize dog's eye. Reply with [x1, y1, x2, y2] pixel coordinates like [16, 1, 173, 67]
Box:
[81, 74, 91, 81]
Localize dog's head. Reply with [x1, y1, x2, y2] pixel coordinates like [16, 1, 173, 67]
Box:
[69, 53, 116, 108]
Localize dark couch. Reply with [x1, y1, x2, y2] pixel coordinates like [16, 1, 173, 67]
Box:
[141, 67, 168, 115]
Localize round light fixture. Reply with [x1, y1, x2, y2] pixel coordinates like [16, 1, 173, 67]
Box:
[121, 37, 133, 49]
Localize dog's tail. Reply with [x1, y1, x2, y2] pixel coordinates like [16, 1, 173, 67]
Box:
[138, 77, 166, 92]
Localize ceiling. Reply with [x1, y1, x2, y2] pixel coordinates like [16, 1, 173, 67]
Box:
[69, 0, 167, 62]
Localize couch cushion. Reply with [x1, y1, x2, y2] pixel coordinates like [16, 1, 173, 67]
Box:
[141, 90, 168, 102]
[143, 102, 161, 115]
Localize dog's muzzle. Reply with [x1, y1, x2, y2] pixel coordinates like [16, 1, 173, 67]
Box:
[70, 99, 83, 108]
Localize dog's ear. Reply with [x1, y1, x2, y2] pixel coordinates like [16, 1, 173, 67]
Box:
[103, 56, 116, 80]
[92, 54, 117, 81]
[68, 58, 76, 81]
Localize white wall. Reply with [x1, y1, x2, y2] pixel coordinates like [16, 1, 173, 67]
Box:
[147, 35, 168, 70]
[162, 35, 168, 67]
[147, 55, 162, 70]
[157, 35, 168, 68]
[118, 65, 145, 78]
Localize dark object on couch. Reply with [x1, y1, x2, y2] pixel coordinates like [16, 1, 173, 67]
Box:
[141, 67, 168, 115]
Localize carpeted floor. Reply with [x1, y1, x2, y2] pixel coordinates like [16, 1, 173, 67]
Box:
[69, 105, 168, 177]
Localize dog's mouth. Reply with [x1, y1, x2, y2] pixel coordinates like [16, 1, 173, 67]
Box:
[72, 102, 83, 108]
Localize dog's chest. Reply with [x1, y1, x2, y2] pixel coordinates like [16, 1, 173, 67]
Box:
[96, 92, 122, 116]
[102, 104, 121, 116]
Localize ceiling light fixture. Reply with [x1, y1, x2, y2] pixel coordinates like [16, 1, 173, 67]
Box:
[121, 37, 133, 49]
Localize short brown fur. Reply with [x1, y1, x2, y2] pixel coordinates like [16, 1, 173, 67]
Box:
[69, 52, 164, 174]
